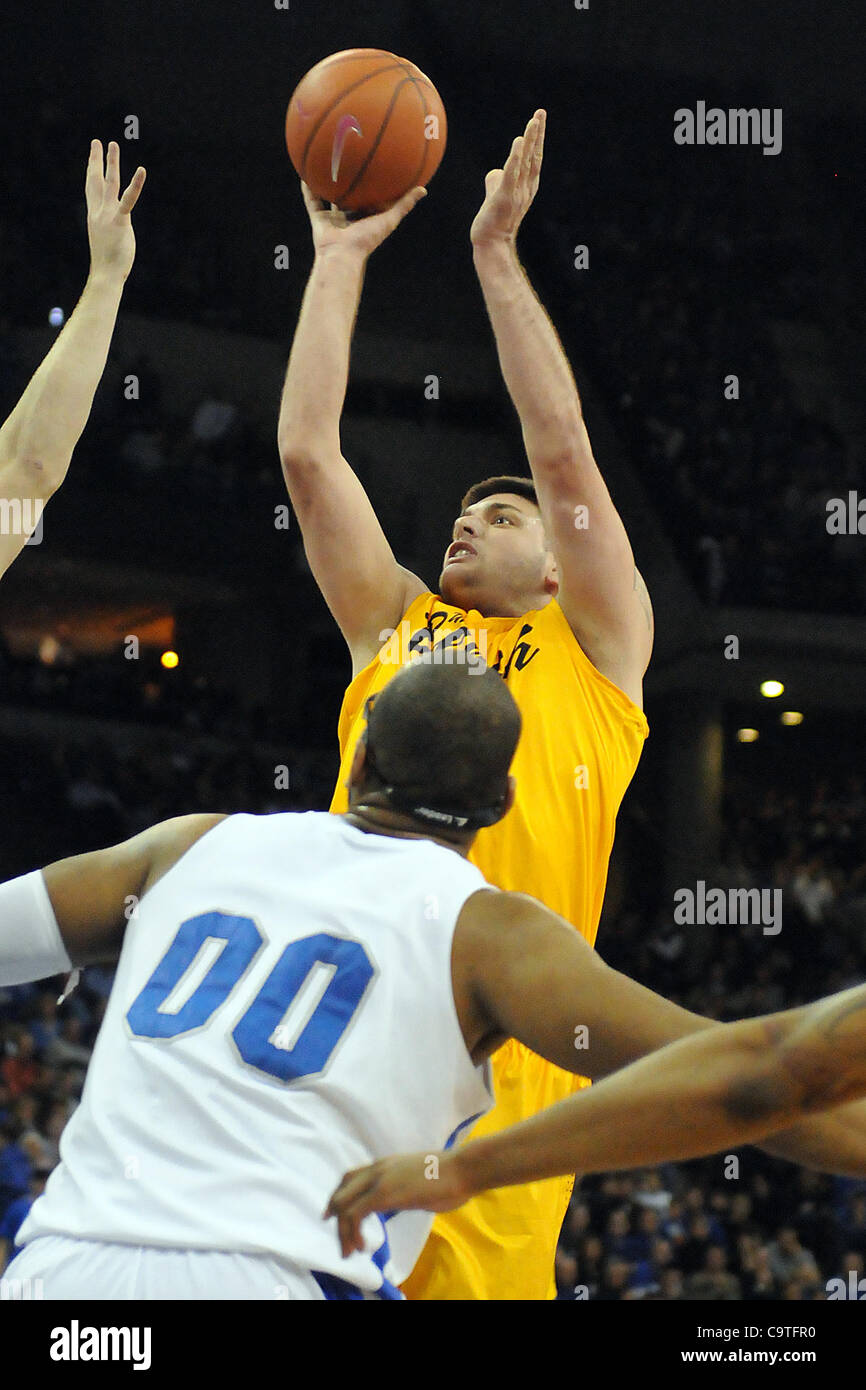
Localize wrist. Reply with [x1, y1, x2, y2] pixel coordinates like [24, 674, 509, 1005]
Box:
[449, 1135, 502, 1200]
[472, 236, 519, 272]
[85, 265, 127, 295]
[314, 242, 368, 271]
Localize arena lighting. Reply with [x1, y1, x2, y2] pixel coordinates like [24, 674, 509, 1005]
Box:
[781, 711, 804, 726]
[760, 680, 784, 698]
[737, 728, 759, 743]
[160, 650, 179, 670]
[38, 634, 60, 666]
[48, 307, 65, 327]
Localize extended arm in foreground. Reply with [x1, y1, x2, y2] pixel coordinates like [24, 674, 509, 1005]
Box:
[327, 982, 866, 1255]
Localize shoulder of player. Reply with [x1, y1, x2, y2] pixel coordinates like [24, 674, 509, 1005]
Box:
[397, 568, 430, 614]
[542, 598, 648, 714]
[453, 889, 590, 1034]
[140, 812, 231, 893]
[454, 887, 572, 952]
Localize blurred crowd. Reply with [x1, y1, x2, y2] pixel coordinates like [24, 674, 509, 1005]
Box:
[556, 1164, 866, 1302]
[0, 636, 262, 740]
[0, 727, 336, 884]
[534, 102, 863, 615]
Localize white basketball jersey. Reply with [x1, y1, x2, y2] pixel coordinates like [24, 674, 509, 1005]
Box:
[18, 813, 494, 1297]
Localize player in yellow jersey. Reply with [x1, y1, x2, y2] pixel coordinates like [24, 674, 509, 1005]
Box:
[278, 110, 653, 1300]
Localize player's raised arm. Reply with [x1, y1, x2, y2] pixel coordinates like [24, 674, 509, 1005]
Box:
[0, 142, 146, 582]
[470, 112, 651, 707]
[278, 184, 429, 675]
[0, 814, 225, 981]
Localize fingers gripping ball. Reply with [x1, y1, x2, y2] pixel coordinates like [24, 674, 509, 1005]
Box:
[285, 49, 447, 213]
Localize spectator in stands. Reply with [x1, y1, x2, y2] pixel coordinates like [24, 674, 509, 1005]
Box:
[26, 992, 62, 1054]
[602, 1207, 632, 1261]
[1, 1029, 38, 1099]
[595, 1256, 632, 1301]
[766, 1226, 821, 1287]
[0, 1165, 49, 1273]
[632, 1168, 673, 1213]
[684, 1244, 742, 1300]
[46, 1016, 91, 1072]
[0, 1117, 31, 1219]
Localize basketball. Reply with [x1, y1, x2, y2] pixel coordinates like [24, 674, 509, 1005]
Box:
[285, 48, 447, 213]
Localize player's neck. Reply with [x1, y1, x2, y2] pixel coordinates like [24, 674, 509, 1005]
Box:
[442, 588, 554, 619]
[342, 808, 473, 858]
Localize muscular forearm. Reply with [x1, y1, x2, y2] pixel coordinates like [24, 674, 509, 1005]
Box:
[473, 240, 582, 461]
[278, 247, 366, 459]
[327, 987, 866, 1248]
[757, 1100, 866, 1179]
[454, 1013, 812, 1193]
[456, 984, 866, 1193]
[0, 268, 126, 491]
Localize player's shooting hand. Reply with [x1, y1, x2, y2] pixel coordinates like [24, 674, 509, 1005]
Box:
[86, 141, 146, 282]
[301, 180, 427, 261]
[324, 1151, 465, 1258]
[470, 109, 545, 250]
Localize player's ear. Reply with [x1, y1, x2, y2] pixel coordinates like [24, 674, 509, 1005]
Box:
[346, 738, 369, 797]
[541, 540, 558, 596]
[503, 775, 517, 818]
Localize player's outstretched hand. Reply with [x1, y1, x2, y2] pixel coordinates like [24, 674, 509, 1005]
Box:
[86, 140, 146, 282]
[470, 108, 545, 250]
[324, 1150, 464, 1257]
[301, 180, 427, 261]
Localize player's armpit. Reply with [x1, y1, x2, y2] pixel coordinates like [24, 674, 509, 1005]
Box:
[531, 452, 653, 703]
[456, 889, 712, 1077]
[42, 813, 227, 966]
[279, 448, 426, 675]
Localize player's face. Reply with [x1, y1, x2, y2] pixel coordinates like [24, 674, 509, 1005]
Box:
[438, 494, 557, 616]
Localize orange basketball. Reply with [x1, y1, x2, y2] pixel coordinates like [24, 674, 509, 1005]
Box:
[285, 48, 447, 213]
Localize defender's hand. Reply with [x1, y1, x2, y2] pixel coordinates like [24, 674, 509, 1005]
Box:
[324, 1151, 466, 1258]
[86, 140, 146, 281]
[301, 180, 426, 261]
[470, 109, 545, 250]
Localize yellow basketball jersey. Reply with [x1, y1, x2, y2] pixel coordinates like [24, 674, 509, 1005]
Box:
[330, 593, 648, 1299]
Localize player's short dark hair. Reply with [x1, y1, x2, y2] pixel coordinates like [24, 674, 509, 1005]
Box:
[362, 661, 521, 826]
[459, 475, 538, 515]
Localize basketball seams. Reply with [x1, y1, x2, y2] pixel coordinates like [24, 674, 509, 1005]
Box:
[317, 50, 437, 90]
[342, 76, 425, 202]
[400, 72, 439, 194]
[289, 53, 444, 210]
[297, 63, 409, 179]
